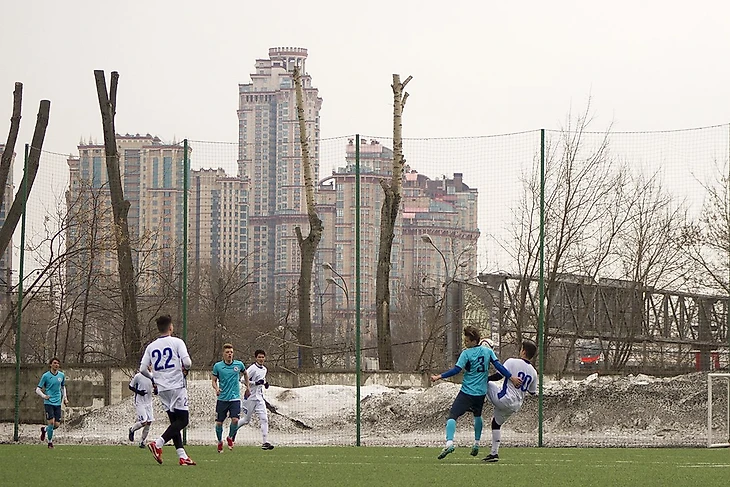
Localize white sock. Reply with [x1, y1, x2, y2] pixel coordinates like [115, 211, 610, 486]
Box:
[491, 429, 501, 455]
[141, 425, 150, 442]
[155, 437, 164, 449]
[176, 448, 188, 459]
[445, 440, 454, 448]
[474, 440, 480, 447]
[261, 418, 269, 444]
[131, 422, 144, 432]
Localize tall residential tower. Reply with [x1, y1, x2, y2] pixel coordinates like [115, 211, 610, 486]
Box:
[238, 47, 323, 311]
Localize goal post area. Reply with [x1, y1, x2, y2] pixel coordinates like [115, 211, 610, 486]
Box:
[708, 373, 730, 448]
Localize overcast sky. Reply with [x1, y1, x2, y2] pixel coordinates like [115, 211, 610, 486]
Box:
[2, 0, 729, 154]
[2, 0, 730, 272]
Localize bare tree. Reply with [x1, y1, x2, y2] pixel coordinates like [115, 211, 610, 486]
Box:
[375, 74, 412, 370]
[683, 162, 730, 295]
[0, 92, 51, 257]
[292, 65, 323, 368]
[506, 104, 628, 374]
[0, 83, 22, 207]
[93, 70, 141, 363]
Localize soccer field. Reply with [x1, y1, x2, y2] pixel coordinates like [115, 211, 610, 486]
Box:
[0, 445, 727, 487]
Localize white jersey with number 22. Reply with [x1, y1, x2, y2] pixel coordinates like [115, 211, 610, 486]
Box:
[140, 336, 191, 392]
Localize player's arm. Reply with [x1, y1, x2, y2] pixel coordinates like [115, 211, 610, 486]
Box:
[35, 386, 49, 400]
[179, 340, 192, 373]
[35, 376, 49, 400]
[432, 350, 469, 382]
[211, 365, 221, 396]
[140, 349, 154, 380]
[431, 365, 462, 382]
[241, 368, 251, 397]
[62, 385, 69, 406]
[129, 376, 147, 396]
[491, 357, 521, 387]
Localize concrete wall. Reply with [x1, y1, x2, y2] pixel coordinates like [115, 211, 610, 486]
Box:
[1, 365, 431, 423]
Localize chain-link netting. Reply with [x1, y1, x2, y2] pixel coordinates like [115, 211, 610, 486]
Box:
[2, 123, 730, 448]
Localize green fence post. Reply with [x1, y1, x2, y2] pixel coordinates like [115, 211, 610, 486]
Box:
[355, 134, 362, 447]
[13, 143, 29, 442]
[538, 129, 545, 448]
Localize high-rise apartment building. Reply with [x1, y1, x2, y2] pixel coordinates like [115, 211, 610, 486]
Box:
[188, 168, 249, 271]
[66, 135, 188, 292]
[238, 47, 323, 311]
[317, 139, 479, 350]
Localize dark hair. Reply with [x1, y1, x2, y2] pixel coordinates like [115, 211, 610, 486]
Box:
[223, 343, 234, 350]
[463, 326, 480, 343]
[522, 340, 537, 360]
[49, 357, 60, 365]
[254, 349, 266, 357]
[156, 314, 172, 333]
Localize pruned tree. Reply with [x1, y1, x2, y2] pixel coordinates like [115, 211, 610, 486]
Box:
[0, 83, 22, 208]
[0, 84, 51, 257]
[93, 70, 141, 364]
[292, 65, 322, 369]
[375, 74, 412, 370]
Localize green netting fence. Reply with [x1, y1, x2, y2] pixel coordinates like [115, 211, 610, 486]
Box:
[2, 123, 730, 448]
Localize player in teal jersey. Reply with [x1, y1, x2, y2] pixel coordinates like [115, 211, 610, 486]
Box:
[430, 326, 521, 460]
[211, 343, 250, 452]
[36, 357, 69, 449]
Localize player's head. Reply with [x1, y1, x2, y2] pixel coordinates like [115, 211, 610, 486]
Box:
[521, 340, 537, 360]
[49, 357, 60, 370]
[222, 343, 234, 362]
[255, 349, 266, 365]
[156, 314, 173, 334]
[463, 326, 480, 347]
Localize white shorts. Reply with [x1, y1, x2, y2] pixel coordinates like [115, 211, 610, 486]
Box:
[157, 388, 188, 412]
[487, 381, 520, 426]
[135, 403, 154, 423]
[240, 397, 267, 425]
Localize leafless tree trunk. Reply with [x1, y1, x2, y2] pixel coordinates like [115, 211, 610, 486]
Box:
[375, 74, 411, 370]
[94, 70, 141, 364]
[0, 98, 50, 257]
[292, 66, 322, 369]
[0, 82, 22, 206]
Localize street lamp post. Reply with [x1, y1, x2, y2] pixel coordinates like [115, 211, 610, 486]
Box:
[323, 262, 351, 368]
[421, 234, 457, 365]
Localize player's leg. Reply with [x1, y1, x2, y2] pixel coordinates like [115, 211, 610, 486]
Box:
[483, 407, 510, 463]
[139, 405, 153, 446]
[257, 400, 273, 449]
[130, 407, 145, 441]
[439, 392, 467, 459]
[470, 395, 486, 456]
[228, 400, 241, 448]
[167, 389, 195, 465]
[215, 400, 226, 452]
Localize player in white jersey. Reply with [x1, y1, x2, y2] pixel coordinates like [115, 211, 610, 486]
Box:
[140, 314, 196, 466]
[128, 367, 155, 448]
[482, 339, 538, 463]
[241, 349, 274, 450]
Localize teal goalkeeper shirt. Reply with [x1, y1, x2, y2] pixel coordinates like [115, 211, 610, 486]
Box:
[38, 370, 66, 406]
[212, 360, 245, 401]
[456, 346, 498, 396]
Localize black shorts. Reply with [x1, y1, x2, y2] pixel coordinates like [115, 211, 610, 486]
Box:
[215, 400, 241, 422]
[448, 391, 486, 420]
[44, 404, 62, 422]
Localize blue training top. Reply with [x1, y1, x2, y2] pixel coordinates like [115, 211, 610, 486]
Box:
[38, 370, 66, 406]
[212, 360, 245, 401]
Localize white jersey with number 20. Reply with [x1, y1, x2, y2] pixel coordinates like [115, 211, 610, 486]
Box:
[140, 336, 191, 392]
[494, 358, 537, 409]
